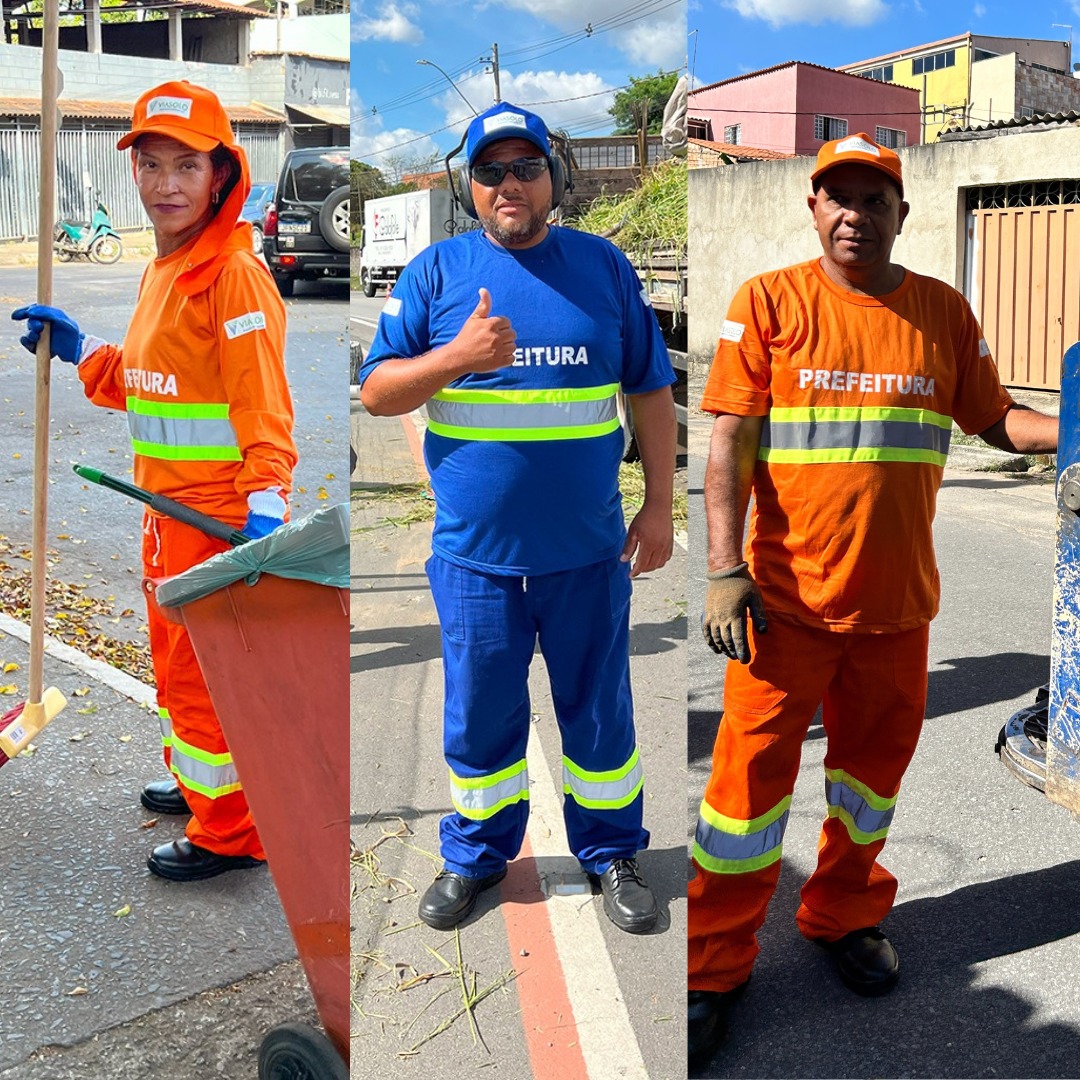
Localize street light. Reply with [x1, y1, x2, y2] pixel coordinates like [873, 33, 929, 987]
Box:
[416, 59, 479, 117]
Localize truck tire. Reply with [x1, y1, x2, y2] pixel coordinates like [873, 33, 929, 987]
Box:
[319, 186, 350, 253]
[275, 274, 295, 298]
[361, 267, 376, 298]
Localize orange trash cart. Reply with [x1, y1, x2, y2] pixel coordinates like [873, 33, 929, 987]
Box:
[148, 504, 350, 1079]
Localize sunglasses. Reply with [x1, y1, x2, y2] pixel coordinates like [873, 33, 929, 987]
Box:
[470, 157, 548, 187]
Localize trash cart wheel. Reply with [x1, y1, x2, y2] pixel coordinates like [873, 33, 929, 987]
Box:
[257, 1022, 347, 1080]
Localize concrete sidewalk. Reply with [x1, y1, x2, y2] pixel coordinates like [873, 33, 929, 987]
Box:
[0, 617, 319, 1077]
[0, 233, 156, 269]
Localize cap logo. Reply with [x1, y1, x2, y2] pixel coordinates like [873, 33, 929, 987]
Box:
[483, 112, 527, 135]
[147, 96, 193, 120]
[835, 136, 880, 157]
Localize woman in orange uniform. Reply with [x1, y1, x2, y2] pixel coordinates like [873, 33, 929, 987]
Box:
[13, 81, 297, 881]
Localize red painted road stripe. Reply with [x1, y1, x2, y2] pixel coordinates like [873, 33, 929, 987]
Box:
[501, 831, 590, 1080]
[399, 412, 427, 480]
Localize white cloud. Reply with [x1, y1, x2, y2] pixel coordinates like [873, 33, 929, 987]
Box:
[351, 96, 441, 176]
[973, 2, 985, 15]
[351, 2, 423, 44]
[488, 0, 685, 70]
[723, 0, 889, 28]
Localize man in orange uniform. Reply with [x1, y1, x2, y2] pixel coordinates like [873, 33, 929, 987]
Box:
[14, 82, 297, 881]
[688, 133, 1060, 1066]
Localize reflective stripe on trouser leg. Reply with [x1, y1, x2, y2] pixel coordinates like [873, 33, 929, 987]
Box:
[532, 557, 649, 875]
[796, 623, 930, 941]
[427, 554, 536, 878]
[689, 617, 839, 992]
[142, 513, 264, 859]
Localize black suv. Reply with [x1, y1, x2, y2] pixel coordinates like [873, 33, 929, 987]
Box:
[263, 146, 350, 297]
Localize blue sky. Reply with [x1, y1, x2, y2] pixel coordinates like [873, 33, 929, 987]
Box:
[350, 0, 688, 177]
[689, 0, 1080, 86]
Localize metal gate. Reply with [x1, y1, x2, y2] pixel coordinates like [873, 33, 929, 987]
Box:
[0, 119, 283, 241]
[965, 180, 1080, 391]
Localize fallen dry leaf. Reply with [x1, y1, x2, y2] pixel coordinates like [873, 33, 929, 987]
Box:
[113, 904, 131, 918]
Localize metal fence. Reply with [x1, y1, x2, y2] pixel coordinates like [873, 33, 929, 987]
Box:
[0, 119, 283, 240]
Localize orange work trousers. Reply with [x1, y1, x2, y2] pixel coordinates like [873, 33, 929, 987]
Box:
[688, 616, 929, 993]
[142, 513, 264, 859]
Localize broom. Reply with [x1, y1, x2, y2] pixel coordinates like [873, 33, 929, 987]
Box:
[0, 2, 67, 765]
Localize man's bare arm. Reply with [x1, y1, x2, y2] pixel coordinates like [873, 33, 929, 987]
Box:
[621, 386, 676, 578]
[978, 403, 1059, 456]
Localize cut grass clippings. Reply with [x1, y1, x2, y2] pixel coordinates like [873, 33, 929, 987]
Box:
[620, 461, 688, 531]
[352, 483, 435, 531]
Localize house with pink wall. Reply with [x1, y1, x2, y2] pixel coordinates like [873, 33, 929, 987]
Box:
[689, 61, 921, 156]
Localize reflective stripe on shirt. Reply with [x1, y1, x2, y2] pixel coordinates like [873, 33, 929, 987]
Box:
[759, 406, 952, 466]
[427, 383, 620, 442]
[693, 795, 791, 874]
[825, 768, 896, 844]
[126, 396, 242, 462]
[562, 747, 643, 810]
[169, 733, 242, 800]
[450, 758, 529, 820]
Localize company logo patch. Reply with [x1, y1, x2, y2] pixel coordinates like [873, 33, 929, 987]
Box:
[484, 112, 527, 135]
[383, 297, 402, 317]
[978, 338, 990, 357]
[224, 311, 266, 339]
[147, 96, 194, 120]
[720, 319, 745, 343]
[835, 136, 880, 157]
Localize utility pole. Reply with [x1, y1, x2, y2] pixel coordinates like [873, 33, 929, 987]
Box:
[491, 42, 501, 103]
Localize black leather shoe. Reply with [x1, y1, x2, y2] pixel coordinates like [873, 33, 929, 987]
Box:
[140, 779, 191, 816]
[588, 858, 659, 933]
[147, 838, 265, 882]
[815, 925, 899, 996]
[688, 981, 748, 1074]
[418, 868, 506, 930]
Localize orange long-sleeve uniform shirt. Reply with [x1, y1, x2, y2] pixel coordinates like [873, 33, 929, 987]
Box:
[78, 230, 297, 524]
[701, 259, 1015, 632]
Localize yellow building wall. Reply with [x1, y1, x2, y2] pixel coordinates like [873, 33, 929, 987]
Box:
[884, 45, 972, 141]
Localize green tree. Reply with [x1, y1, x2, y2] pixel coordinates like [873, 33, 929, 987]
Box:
[610, 71, 680, 135]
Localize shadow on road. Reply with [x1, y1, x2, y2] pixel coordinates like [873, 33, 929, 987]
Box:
[926, 651, 1049, 720]
[697, 859, 1080, 1078]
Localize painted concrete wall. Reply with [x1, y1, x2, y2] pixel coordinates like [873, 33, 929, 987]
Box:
[970, 53, 1017, 124]
[689, 65, 798, 153]
[251, 13, 348, 61]
[688, 125, 1080, 365]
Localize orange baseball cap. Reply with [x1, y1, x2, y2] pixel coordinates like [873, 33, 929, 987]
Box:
[116, 80, 236, 152]
[811, 132, 904, 196]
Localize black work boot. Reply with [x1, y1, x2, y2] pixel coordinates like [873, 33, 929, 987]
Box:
[588, 858, 659, 933]
[140, 778, 191, 815]
[815, 925, 899, 996]
[688, 980, 749, 1075]
[418, 868, 506, 930]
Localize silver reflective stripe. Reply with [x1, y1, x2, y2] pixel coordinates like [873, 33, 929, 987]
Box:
[695, 807, 789, 865]
[170, 738, 242, 800]
[427, 396, 617, 431]
[761, 419, 951, 456]
[127, 413, 240, 452]
[450, 760, 529, 821]
[563, 752, 643, 809]
[825, 772, 895, 843]
[158, 706, 171, 748]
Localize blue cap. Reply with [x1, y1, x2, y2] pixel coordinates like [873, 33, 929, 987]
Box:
[465, 102, 551, 165]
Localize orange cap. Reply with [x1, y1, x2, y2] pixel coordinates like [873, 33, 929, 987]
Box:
[117, 80, 236, 152]
[811, 132, 903, 196]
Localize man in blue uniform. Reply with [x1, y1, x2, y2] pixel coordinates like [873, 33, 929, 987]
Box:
[358, 102, 677, 934]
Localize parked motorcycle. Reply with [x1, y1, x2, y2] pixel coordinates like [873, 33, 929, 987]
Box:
[53, 197, 123, 264]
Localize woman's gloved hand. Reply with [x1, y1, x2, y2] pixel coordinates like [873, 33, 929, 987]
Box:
[243, 489, 287, 540]
[11, 304, 86, 364]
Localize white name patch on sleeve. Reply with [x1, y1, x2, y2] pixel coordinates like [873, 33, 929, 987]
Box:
[383, 297, 403, 317]
[224, 311, 267, 339]
[720, 320, 745, 343]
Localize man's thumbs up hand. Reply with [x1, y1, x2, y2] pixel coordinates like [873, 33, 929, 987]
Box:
[453, 288, 516, 372]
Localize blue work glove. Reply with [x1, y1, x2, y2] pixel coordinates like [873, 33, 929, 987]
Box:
[243, 489, 286, 540]
[11, 304, 85, 364]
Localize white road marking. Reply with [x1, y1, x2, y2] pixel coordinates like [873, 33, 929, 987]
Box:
[525, 731, 650, 1080]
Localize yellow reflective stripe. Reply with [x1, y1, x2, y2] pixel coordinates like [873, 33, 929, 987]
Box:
[769, 406, 953, 430]
[451, 789, 529, 820]
[698, 794, 791, 836]
[563, 747, 639, 783]
[169, 734, 242, 799]
[434, 383, 619, 405]
[131, 440, 243, 461]
[428, 418, 620, 442]
[692, 839, 783, 875]
[126, 397, 232, 419]
[760, 446, 948, 466]
[824, 768, 898, 811]
[451, 757, 526, 789]
[157, 706, 172, 748]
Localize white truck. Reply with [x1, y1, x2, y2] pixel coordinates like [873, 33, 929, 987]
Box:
[359, 188, 475, 297]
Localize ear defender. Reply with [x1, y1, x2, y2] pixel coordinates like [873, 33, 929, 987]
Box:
[452, 153, 568, 220]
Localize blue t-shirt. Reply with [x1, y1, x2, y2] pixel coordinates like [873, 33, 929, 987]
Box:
[360, 226, 675, 575]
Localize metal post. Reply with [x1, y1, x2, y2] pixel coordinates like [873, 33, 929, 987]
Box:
[491, 42, 500, 103]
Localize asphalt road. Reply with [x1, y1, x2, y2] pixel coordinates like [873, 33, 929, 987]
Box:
[686, 408, 1080, 1079]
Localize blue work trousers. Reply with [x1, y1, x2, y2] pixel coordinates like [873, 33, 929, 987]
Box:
[427, 553, 650, 877]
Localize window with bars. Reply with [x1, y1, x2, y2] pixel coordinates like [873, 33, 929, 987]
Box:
[966, 179, 1080, 211]
[814, 114, 848, 141]
[874, 126, 906, 149]
[724, 124, 741, 145]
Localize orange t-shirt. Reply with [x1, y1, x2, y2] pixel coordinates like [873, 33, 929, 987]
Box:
[701, 259, 1014, 632]
[78, 232, 296, 524]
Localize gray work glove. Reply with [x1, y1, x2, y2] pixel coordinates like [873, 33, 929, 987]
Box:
[702, 562, 768, 664]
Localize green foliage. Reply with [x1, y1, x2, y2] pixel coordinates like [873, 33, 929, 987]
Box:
[610, 71, 680, 136]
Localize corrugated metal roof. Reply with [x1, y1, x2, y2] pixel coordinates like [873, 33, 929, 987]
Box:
[940, 110, 1080, 140]
[689, 138, 796, 161]
[0, 96, 284, 123]
[286, 102, 348, 126]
